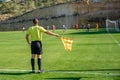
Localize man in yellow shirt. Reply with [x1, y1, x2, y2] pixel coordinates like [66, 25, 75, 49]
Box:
[25, 18, 59, 73]
[96, 23, 99, 31]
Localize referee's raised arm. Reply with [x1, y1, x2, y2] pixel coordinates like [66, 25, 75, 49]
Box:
[45, 30, 60, 37]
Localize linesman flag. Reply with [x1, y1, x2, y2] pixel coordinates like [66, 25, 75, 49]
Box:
[61, 37, 73, 52]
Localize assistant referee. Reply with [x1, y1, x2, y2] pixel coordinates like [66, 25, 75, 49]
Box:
[25, 18, 59, 73]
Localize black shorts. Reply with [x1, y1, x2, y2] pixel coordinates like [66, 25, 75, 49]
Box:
[31, 41, 42, 54]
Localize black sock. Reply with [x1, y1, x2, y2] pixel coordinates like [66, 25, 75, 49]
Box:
[31, 58, 35, 71]
[37, 58, 41, 70]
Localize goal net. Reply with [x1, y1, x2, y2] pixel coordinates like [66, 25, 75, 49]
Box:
[106, 19, 120, 32]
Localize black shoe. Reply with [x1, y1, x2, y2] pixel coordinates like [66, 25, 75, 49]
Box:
[31, 70, 35, 73]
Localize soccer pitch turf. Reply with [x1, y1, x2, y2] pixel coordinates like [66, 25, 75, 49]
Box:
[0, 29, 120, 80]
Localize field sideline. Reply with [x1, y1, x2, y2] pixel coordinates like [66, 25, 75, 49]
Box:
[0, 29, 120, 80]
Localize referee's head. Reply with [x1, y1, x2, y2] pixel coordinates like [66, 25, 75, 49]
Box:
[33, 18, 39, 25]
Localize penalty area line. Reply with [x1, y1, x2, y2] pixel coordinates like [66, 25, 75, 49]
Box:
[108, 33, 120, 46]
[0, 69, 31, 72]
[45, 70, 120, 76]
[0, 69, 120, 76]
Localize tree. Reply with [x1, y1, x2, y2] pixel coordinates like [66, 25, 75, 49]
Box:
[0, 1, 21, 15]
[24, 0, 36, 11]
[0, 0, 75, 15]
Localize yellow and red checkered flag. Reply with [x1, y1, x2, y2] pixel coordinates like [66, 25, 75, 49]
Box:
[61, 37, 73, 52]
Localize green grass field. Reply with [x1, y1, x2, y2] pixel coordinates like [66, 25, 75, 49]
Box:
[0, 29, 120, 80]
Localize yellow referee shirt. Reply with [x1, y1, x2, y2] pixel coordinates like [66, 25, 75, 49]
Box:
[26, 26, 47, 41]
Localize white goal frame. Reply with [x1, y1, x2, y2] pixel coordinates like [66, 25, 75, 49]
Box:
[106, 19, 120, 32]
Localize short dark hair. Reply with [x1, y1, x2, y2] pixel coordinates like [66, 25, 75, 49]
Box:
[33, 18, 38, 24]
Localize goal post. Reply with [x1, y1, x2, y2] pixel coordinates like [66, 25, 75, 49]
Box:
[106, 19, 120, 32]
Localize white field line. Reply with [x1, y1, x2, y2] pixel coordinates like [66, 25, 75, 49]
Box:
[45, 70, 120, 76]
[108, 33, 120, 46]
[0, 69, 120, 76]
[0, 69, 31, 72]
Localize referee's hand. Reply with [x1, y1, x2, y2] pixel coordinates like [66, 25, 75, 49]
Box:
[28, 42, 31, 46]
